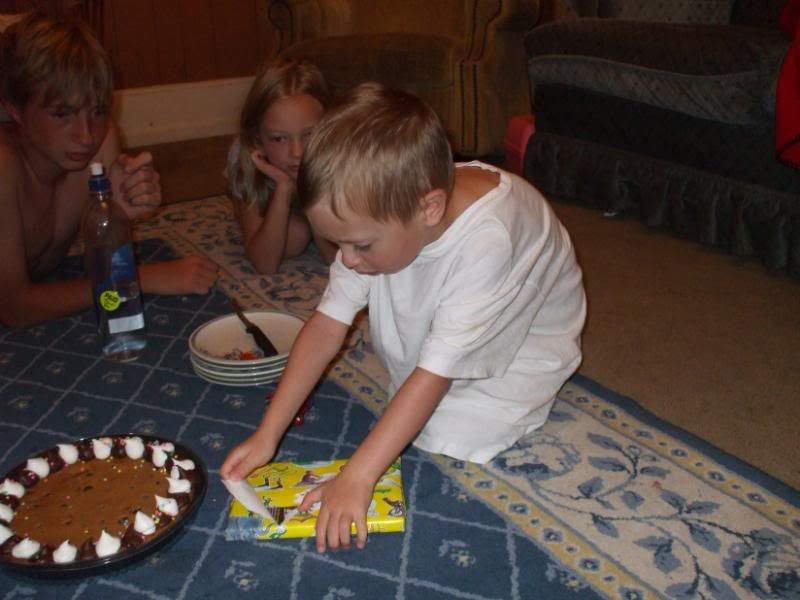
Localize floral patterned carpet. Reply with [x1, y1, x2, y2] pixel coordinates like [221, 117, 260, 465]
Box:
[0, 196, 798, 599]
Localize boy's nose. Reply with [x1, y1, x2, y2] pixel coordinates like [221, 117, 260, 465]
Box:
[340, 247, 360, 270]
[73, 114, 93, 146]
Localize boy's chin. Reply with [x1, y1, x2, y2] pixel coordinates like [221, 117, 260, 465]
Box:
[62, 154, 94, 170]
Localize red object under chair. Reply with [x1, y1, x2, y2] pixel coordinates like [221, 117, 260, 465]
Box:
[776, 0, 800, 167]
[503, 114, 536, 175]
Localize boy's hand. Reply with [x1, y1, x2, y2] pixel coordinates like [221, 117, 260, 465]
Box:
[299, 468, 374, 553]
[250, 150, 295, 188]
[109, 152, 162, 218]
[139, 256, 218, 296]
[221, 430, 278, 481]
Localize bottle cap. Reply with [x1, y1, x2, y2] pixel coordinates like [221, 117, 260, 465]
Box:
[89, 162, 110, 194]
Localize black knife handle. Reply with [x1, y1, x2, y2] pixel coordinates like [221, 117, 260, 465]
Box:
[248, 326, 279, 357]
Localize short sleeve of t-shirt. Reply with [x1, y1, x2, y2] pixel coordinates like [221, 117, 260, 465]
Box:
[316, 256, 370, 326]
[418, 222, 540, 380]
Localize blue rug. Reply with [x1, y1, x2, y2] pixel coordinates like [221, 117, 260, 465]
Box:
[0, 198, 798, 599]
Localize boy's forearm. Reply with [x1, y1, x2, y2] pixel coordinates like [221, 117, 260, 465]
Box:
[347, 367, 451, 484]
[256, 311, 349, 439]
[1, 278, 93, 327]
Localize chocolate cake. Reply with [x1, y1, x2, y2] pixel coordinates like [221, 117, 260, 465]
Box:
[0, 436, 201, 566]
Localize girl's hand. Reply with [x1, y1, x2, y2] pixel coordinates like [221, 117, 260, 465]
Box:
[250, 150, 294, 188]
[298, 468, 374, 553]
[220, 430, 278, 481]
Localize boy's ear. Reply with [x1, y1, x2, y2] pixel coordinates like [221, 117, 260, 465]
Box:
[419, 188, 447, 226]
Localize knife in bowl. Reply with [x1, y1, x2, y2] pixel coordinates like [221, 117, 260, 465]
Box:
[230, 298, 279, 357]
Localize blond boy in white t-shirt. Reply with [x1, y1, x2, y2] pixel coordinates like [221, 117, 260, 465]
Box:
[221, 82, 586, 553]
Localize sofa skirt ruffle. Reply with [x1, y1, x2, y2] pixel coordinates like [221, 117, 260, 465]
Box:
[524, 132, 800, 278]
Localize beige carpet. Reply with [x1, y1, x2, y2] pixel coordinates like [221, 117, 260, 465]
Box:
[147, 138, 800, 490]
[552, 201, 800, 490]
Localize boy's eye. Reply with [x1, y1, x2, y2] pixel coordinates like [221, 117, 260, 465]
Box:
[354, 244, 371, 252]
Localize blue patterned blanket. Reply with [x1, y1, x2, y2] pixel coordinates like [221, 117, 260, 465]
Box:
[1, 198, 797, 599]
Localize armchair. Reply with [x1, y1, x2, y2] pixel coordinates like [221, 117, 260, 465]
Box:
[522, 0, 800, 278]
[266, 0, 540, 156]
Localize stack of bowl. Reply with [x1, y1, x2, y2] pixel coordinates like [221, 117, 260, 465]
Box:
[188, 310, 304, 387]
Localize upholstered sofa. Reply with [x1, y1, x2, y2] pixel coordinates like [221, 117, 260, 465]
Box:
[523, 0, 800, 277]
[266, 0, 540, 156]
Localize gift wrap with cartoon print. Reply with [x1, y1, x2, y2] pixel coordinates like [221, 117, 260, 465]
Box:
[225, 459, 405, 539]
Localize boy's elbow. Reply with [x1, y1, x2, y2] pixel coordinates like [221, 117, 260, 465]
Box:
[0, 306, 36, 328]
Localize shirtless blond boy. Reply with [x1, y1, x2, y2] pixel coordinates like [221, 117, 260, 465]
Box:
[0, 13, 218, 327]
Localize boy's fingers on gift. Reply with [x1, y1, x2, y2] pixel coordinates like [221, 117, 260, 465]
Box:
[314, 503, 329, 553]
[337, 517, 352, 550]
[221, 444, 254, 480]
[355, 515, 368, 549]
[298, 486, 321, 512]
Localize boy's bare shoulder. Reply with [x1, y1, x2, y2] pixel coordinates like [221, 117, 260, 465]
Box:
[0, 125, 25, 192]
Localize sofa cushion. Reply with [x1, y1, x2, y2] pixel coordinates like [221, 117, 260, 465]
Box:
[532, 84, 799, 193]
[730, 0, 785, 28]
[613, 0, 733, 24]
[525, 20, 788, 124]
[281, 33, 458, 90]
[569, 0, 734, 24]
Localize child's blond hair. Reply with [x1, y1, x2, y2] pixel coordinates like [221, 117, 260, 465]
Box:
[227, 57, 330, 209]
[0, 12, 112, 111]
[298, 82, 454, 224]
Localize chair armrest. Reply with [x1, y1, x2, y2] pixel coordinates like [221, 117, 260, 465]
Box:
[267, 0, 354, 50]
[466, 0, 540, 61]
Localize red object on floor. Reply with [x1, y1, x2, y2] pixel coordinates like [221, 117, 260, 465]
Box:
[503, 114, 536, 175]
[265, 392, 311, 426]
[776, 0, 800, 168]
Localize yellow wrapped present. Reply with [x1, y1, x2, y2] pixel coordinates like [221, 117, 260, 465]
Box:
[224, 458, 405, 540]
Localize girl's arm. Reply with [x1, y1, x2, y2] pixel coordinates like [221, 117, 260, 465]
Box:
[220, 311, 350, 480]
[233, 180, 311, 274]
[299, 367, 451, 552]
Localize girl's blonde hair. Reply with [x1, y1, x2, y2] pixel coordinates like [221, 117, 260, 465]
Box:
[0, 12, 112, 111]
[227, 57, 330, 209]
[299, 82, 454, 224]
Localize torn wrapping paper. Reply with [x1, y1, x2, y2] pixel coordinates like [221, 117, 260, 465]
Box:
[223, 458, 405, 540]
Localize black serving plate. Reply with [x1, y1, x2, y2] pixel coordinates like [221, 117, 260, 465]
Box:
[0, 434, 208, 577]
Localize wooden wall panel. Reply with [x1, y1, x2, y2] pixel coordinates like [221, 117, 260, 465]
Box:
[0, 0, 278, 88]
[211, 0, 260, 77]
[152, 1, 187, 83]
[109, 0, 276, 88]
[107, 0, 160, 89]
[179, 0, 218, 82]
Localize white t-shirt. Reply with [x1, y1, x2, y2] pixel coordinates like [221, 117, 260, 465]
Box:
[317, 162, 586, 463]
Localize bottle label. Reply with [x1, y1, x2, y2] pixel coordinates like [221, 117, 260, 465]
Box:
[108, 312, 145, 334]
[93, 243, 145, 334]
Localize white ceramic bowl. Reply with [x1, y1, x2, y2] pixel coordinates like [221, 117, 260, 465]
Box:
[190, 356, 287, 380]
[189, 310, 304, 368]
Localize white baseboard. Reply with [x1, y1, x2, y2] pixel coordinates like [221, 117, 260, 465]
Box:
[113, 76, 253, 148]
